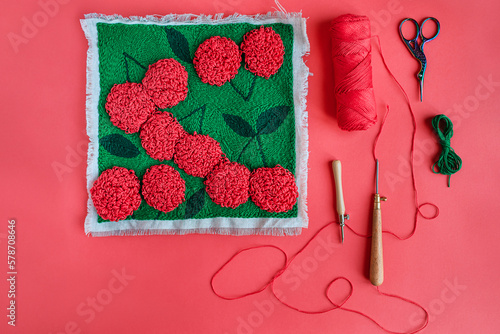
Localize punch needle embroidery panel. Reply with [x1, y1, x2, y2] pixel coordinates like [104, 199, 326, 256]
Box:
[81, 13, 310, 236]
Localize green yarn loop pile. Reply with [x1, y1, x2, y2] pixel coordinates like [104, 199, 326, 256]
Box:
[95, 22, 297, 222]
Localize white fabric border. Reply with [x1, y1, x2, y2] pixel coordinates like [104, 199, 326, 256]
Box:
[80, 12, 310, 237]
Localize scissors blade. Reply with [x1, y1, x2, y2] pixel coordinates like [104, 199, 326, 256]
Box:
[419, 76, 424, 102]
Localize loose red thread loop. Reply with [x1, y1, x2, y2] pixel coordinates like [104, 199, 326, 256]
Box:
[211, 245, 288, 300]
[211, 222, 429, 333]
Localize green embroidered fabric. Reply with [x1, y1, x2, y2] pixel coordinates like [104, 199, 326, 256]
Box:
[96, 22, 296, 222]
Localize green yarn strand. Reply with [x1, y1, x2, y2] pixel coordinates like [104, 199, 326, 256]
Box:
[431, 114, 462, 187]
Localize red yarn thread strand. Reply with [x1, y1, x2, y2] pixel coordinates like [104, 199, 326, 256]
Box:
[211, 245, 288, 300]
[330, 14, 377, 131]
[373, 36, 440, 219]
[347, 37, 439, 241]
[211, 222, 429, 333]
[357, 37, 439, 241]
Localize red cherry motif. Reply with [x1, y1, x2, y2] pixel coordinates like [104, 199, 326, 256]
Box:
[249, 165, 298, 212]
[142, 59, 188, 108]
[204, 158, 251, 209]
[142, 164, 186, 213]
[90, 167, 142, 221]
[105, 82, 156, 134]
[240, 26, 285, 79]
[95, 28, 297, 220]
[193, 36, 242, 86]
[140, 111, 186, 161]
[174, 132, 223, 178]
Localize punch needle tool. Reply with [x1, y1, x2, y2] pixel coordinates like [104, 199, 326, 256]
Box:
[332, 160, 349, 243]
[399, 17, 440, 101]
[370, 160, 386, 286]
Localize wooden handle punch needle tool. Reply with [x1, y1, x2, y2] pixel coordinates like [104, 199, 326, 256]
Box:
[370, 160, 387, 286]
[332, 160, 349, 243]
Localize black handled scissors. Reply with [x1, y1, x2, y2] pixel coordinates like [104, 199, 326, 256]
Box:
[399, 17, 440, 101]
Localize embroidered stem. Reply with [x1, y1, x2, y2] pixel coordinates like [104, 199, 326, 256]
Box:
[123, 52, 147, 82]
[237, 136, 255, 163]
[179, 105, 207, 134]
[229, 74, 257, 101]
[125, 59, 130, 82]
[247, 75, 257, 100]
[155, 210, 162, 220]
[256, 135, 267, 166]
[199, 104, 206, 133]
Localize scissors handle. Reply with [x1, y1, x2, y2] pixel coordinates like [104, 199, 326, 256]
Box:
[399, 18, 440, 49]
[420, 17, 440, 42]
[399, 18, 420, 44]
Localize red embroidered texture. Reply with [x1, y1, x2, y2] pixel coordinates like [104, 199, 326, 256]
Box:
[204, 158, 251, 209]
[142, 59, 188, 108]
[241, 26, 284, 79]
[140, 112, 186, 161]
[142, 164, 186, 213]
[105, 82, 156, 134]
[90, 167, 142, 221]
[193, 36, 241, 86]
[249, 165, 298, 212]
[174, 133, 223, 178]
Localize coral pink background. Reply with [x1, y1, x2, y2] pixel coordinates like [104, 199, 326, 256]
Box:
[1, 0, 500, 333]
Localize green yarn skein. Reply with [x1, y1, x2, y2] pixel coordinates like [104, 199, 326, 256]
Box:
[431, 114, 462, 187]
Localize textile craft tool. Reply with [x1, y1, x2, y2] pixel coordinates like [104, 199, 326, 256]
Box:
[332, 160, 349, 243]
[399, 17, 440, 101]
[370, 159, 386, 286]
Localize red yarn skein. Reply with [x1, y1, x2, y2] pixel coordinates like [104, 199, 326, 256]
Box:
[330, 14, 377, 131]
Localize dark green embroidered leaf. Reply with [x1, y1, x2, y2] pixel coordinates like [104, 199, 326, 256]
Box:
[184, 188, 206, 219]
[165, 28, 192, 63]
[256, 106, 290, 135]
[222, 114, 256, 138]
[100, 134, 140, 158]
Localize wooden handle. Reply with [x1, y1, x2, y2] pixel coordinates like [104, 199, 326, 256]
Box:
[370, 204, 384, 286]
[332, 160, 345, 216]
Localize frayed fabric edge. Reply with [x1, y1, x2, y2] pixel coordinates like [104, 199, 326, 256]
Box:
[292, 14, 310, 230]
[81, 18, 101, 237]
[83, 12, 304, 25]
[88, 226, 303, 237]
